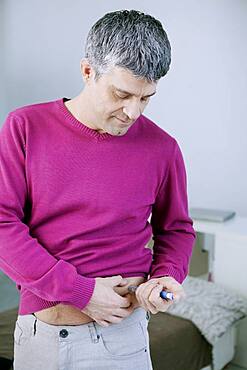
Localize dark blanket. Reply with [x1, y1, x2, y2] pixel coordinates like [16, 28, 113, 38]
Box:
[149, 312, 212, 370]
[0, 307, 18, 361]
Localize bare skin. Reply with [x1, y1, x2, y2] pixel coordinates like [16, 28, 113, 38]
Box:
[33, 276, 146, 326]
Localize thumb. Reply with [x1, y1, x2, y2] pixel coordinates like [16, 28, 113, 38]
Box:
[109, 275, 125, 287]
[118, 278, 129, 286]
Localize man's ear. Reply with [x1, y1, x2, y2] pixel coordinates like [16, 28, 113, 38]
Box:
[80, 58, 96, 83]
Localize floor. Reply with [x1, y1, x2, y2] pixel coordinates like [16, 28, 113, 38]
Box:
[0, 271, 246, 370]
[224, 365, 247, 370]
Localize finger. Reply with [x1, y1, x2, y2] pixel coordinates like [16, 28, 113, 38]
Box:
[135, 281, 159, 313]
[161, 283, 185, 302]
[112, 305, 135, 319]
[117, 278, 129, 287]
[154, 278, 186, 302]
[135, 280, 157, 298]
[144, 300, 159, 314]
[149, 284, 173, 311]
[135, 296, 157, 314]
[106, 315, 124, 324]
[141, 281, 160, 297]
[102, 302, 135, 318]
[134, 281, 154, 308]
[96, 312, 128, 325]
[95, 320, 110, 327]
[159, 277, 184, 294]
[113, 295, 132, 308]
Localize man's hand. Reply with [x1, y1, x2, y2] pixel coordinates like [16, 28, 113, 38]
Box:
[81, 275, 135, 327]
[135, 276, 186, 314]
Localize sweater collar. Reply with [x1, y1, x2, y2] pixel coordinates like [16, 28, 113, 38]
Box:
[57, 97, 115, 141]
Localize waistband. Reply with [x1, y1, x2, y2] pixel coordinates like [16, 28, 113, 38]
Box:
[17, 307, 148, 338]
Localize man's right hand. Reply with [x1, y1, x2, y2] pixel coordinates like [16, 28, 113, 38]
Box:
[81, 275, 134, 327]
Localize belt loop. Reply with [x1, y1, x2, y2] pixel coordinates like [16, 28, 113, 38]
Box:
[146, 310, 151, 321]
[33, 318, 37, 336]
[88, 322, 100, 343]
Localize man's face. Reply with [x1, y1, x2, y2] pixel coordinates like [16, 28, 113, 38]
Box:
[86, 66, 157, 136]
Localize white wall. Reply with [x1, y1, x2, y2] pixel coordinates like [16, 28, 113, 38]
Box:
[1, 0, 247, 216]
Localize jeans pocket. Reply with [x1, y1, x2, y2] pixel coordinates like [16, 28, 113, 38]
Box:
[100, 320, 147, 359]
[14, 321, 31, 346]
[14, 322, 24, 346]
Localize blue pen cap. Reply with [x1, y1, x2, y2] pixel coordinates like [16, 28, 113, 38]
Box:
[160, 291, 174, 300]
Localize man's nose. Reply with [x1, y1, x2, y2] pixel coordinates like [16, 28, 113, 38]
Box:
[123, 102, 141, 121]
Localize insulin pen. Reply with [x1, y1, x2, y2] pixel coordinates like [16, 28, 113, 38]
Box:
[127, 285, 174, 301]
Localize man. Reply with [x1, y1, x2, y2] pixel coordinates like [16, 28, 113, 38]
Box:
[0, 9, 196, 370]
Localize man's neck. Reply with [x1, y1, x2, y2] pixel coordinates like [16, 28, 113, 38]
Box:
[64, 93, 100, 132]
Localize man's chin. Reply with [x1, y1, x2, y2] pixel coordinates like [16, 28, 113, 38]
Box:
[104, 126, 128, 136]
[114, 130, 128, 136]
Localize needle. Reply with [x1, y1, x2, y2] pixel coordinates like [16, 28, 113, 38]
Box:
[127, 285, 174, 301]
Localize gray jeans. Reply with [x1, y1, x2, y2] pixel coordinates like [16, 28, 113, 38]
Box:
[13, 307, 153, 370]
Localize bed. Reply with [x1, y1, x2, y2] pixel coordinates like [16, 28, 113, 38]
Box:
[148, 311, 212, 370]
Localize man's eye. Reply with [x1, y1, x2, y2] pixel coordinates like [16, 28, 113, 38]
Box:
[115, 93, 149, 102]
[116, 94, 128, 99]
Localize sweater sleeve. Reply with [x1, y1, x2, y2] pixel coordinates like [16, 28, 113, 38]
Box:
[149, 139, 196, 284]
[0, 113, 95, 310]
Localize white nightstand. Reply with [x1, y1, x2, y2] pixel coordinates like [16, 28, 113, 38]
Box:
[192, 216, 247, 368]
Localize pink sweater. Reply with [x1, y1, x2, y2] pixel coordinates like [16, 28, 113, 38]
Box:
[0, 97, 196, 315]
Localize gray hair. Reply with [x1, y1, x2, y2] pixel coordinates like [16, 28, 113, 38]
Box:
[84, 9, 171, 82]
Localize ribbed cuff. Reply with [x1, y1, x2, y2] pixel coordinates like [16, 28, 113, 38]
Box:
[149, 265, 183, 284]
[68, 274, 96, 310]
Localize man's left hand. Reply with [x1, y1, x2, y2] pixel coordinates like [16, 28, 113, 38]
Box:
[135, 276, 186, 314]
